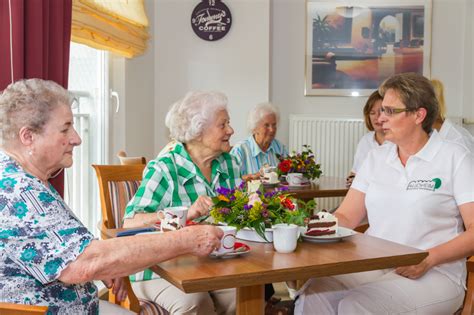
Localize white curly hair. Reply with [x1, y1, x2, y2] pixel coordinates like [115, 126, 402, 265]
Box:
[247, 102, 280, 133]
[165, 91, 228, 143]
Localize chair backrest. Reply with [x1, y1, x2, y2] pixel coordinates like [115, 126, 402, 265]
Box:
[92, 164, 145, 229]
[117, 150, 146, 165]
[0, 303, 48, 315]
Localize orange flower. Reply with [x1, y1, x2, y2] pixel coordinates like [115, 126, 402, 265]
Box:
[218, 195, 230, 202]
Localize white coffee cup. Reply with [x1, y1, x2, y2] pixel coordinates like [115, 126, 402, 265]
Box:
[213, 226, 237, 255]
[272, 223, 299, 253]
[260, 166, 276, 176]
[158, 206, 188, 231]
[286, 173, 305, 186]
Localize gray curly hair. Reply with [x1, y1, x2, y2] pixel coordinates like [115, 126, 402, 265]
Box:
[165, 91, 228, 143]
[0, 79, 73, 145]
[247, 102, 280, 133]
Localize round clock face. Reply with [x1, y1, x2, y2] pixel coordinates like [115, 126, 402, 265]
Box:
[191, 0, 232, 41]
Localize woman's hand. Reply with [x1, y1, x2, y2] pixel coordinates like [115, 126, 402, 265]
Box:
[187, 195, 213, 220]
[345, 172, 355, 187]
[180, 225, 223, 256]
[395, 256, 434, 279]
[102, 277, 128, 302]
[242, 173, 261, 181]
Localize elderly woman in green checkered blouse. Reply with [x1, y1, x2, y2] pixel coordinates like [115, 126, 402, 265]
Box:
[123, 91, 241, 315]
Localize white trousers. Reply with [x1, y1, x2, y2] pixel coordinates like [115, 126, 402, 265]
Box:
[294, 268, 464, 315]
[99, 300, 135, 314]
[132, 278, 236, 315]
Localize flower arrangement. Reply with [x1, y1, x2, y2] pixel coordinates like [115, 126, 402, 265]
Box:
[277, 144, 322, 180]
[210, 183, 315, 241]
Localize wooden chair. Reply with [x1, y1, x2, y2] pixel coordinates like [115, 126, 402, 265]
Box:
[0, 303, 48, 315]
[117, 150, 147, 165]
[92, 164, 167, 315]
[462, 256, 474, 315]
[354, 224, 474, 314]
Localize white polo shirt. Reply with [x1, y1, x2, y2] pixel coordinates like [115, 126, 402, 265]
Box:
[351, 131, 393, 173]
[439, 118, 474, 153]
[352, 130, 474, 287]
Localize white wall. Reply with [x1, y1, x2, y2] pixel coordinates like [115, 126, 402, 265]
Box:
[109, 0, 156, 162]
[272, 0, 473, 146]
[153, 0, 270, 153]
[118, 0, 472, 156]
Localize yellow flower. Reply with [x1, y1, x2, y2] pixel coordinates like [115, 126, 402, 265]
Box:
[249, 202, 263, 221]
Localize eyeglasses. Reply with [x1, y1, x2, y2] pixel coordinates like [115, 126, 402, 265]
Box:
[380, 106, 412, 116]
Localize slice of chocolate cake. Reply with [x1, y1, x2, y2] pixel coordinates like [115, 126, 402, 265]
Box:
[306, 210, 338, 236]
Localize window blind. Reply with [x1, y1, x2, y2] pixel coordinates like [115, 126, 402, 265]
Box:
[71, 0, 150, 58]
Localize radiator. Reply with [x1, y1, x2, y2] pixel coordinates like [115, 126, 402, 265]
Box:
[289, 115, 366, 211]
[64, 114, 92, 230]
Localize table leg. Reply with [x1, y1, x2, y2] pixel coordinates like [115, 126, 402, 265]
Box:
[236, 284, 264, 315]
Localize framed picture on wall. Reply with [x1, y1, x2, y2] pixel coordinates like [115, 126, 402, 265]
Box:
[304, 0, 432, 96]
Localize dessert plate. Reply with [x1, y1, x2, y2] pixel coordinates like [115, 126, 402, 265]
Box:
[302, 227, 356, 243]
[210, 242, 251, 258]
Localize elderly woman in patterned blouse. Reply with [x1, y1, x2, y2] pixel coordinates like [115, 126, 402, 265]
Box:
[0, 79, 224, 315]
[123, 91, 241, 315]
[231, 102, 288, 181]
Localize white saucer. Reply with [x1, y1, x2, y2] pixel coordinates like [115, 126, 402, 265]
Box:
[286, 182, 311, 189]
[210, 243, 251, 258]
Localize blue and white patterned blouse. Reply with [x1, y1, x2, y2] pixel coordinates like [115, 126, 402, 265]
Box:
[0, 150, 98, 314]
[231, 135, 288, 176]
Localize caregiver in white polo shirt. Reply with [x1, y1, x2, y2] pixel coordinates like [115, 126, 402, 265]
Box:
[295, 72, 474, 314]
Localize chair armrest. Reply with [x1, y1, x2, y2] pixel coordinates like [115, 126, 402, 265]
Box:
[0, 302, 48, 315]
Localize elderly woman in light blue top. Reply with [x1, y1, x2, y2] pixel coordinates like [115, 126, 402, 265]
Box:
[231, 102, 288, 181]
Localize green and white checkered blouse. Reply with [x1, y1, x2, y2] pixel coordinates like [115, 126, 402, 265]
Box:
[124, 142, 241, 281]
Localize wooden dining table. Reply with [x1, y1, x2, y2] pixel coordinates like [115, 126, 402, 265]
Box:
[274, 176, 348, 201]
[149, 232, 427, 315]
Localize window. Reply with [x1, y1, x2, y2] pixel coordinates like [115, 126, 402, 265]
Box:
[66, 42, 109, 235]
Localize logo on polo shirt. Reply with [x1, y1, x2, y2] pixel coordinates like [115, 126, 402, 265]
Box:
[406, 178, 442, 191]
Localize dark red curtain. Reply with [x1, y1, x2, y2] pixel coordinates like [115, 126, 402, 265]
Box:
[0, 0, 72, 196]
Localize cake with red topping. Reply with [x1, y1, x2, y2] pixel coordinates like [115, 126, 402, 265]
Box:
[306, 210, 338, 236]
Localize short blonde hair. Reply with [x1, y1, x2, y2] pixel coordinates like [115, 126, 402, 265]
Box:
[0, 79, 72, 145]
[431, 79, 446, 120]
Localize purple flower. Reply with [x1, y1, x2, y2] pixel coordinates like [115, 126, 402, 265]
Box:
[264, 191, 276, 198]
[229, 195, 236, 201]
[277, 186, 289, 191]
[216, 187, 231, 195]
[262, 210, 269, 218]
[238, 181, 246, 189]
[244, 204, 252, 211]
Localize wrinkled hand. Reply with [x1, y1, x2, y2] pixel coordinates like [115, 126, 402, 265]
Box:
[243, 173, 261, 182]
[395, 257, 433, 279]
[188, 196, 213, 220]
[183, 225, 223, 256]
[102, 277, 128, 302]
